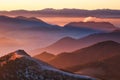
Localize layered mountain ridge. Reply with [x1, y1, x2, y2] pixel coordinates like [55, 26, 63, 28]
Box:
[49, 41, 120, 69]
[32, 30, 120, 54]
[66, 54, 120, 80]
[0, 15, 102, 54]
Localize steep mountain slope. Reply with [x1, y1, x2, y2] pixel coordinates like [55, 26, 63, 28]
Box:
[34, 52, 55, 62]
[0, 50, 94, 80]
[49, 41, 120, 69]
[66, 55, 120, 80]
[32, 30, 120, 54]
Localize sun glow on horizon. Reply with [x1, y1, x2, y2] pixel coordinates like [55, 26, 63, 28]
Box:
[0, 0, 119, 11]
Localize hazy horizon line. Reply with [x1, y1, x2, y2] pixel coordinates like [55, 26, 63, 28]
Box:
[0, 8, 120, 11]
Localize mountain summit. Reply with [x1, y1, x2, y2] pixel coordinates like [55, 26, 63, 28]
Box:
[14, 50, 30, 56]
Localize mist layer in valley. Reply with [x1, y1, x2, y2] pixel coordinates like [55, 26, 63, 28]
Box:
[1, 15, 119, 55]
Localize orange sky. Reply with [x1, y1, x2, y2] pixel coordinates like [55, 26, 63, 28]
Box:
[0, 0, 120, 10]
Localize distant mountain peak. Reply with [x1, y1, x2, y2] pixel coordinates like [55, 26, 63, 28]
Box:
[61, 37, 76, 40]
[78, 40, 120, 52]
[92, 40, 120, 47]
[0, 15, 47, 25]
[51, 37, 77, 47]
[15, 16, 45, 22]
[0, 15, 10, 19]
[34, 52, 55, 62]
[40, 51, 54, 56]
[15, 16, 27, 19]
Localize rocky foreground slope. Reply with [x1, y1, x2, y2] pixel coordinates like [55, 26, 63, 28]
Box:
[0, 50, 95, 80]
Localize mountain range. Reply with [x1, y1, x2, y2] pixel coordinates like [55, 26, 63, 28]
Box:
[0, 9, 120, 18]
[33, 40, 120, 80]
[0, 15, 107, 54]
[0, 15, 106, 33]
[0, 15, 119, 54]
[32, 30, 120, 54]
[65, 55, 120, 80]
[66, 54, 120, 80]
[48, 41, 120, 69]
[0, 15, 60, 31]
[0, 50, 94, 80]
